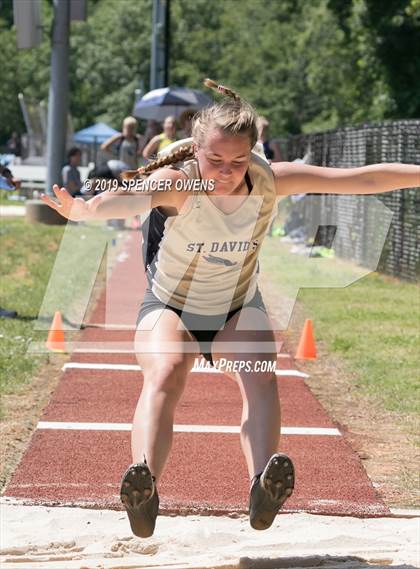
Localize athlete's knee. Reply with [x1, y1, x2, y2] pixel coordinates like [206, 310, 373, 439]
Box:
[237, 357, 277, 386]
[241, 355, 277, 378]
[142, 357, 190, 396]
[260, 370, 277, 385]
[244, 370, 276, 386]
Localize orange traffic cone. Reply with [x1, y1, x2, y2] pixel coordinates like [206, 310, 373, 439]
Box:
[46, 311, 65, 352]
[295, 319, 317, 360]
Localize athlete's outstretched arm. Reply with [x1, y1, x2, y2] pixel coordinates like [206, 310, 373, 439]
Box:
[41, 168, 182, 221]
[271, 162, 420, 196]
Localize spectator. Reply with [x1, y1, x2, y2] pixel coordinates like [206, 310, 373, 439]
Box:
[101, 116, 143, 170]
[142, 115, 177, 159]
[81, 159, 131, 229]
[6, 131, 22, 157]
[177, 108, 197, 138]
[0, 163, 20, 318]
[143, 120, 162, 145]
[62, 147, 83, 197]
[82, 160, 130, 196]
[257, 117, 282, 162]
[0, 165, 21, 190]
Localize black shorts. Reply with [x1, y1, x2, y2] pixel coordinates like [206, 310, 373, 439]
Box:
[137, 287, 268, 366]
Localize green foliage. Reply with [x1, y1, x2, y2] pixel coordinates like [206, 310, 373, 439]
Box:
[172, 0, 419, 133]
[329, 0, 420, 120]
[69, 0, 152, 130]
[0, 218, 65, 404]
[0, 0, 14, 26]
[0, 0, 419, 144]
[0, 0, 52, 145]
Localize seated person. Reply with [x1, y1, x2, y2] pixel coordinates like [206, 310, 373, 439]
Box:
[0, 165, 21, 191]
[62, 147, 83, 196]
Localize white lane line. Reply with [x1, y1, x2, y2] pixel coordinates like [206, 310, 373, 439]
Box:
[64, 363, 140, 371]
[29, 342, 295, 356]
[37, 422, 340, 436]
[73, 349, 147, 354]
[72, 349, 292, 358]
[62, 362, 309, 378]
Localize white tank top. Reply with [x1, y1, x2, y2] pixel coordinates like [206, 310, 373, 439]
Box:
[148, 153, 277, 315]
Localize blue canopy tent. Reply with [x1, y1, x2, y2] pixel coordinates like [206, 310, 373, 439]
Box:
[73, 122, 119, 144]
[73, 123, 119, 164]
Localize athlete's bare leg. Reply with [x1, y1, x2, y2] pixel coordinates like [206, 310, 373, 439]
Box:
[211, 307, 280, 480]
[133, 309, 199, 483]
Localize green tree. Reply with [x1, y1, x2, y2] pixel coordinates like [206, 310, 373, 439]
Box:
[1, 0, 418, 148]
[329, 0, 420, 120]
[69, 0, 152, 130]
[0, 0, 52, 145]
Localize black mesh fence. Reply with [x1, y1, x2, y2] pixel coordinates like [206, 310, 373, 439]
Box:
[275, 120, 420, 281]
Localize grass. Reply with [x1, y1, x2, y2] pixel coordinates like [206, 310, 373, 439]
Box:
[260, 238, 420, 417]
[0, 189, 27, 205]
[0, 217, 120, 418]
[0, 198, 25, 206]
[0, 219, 64, 416]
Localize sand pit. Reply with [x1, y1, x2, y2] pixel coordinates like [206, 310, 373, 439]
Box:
[0, 501, 418, 568]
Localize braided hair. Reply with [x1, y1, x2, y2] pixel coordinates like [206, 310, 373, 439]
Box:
[121, 79, 258, 181]
[202, 78, 241, 101]
[121, 144, 194, 180]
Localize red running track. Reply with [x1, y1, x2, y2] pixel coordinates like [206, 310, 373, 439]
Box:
[3, 232, 389, 517]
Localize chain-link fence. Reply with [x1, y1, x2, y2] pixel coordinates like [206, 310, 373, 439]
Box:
[276, 120, 420, 281]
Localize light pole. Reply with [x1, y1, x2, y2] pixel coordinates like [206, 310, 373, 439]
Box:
[45, 0, 70, 195]
[150, 0, 170, 90]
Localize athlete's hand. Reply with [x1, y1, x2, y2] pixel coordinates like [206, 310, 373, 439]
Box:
[41, 185, 103, 221]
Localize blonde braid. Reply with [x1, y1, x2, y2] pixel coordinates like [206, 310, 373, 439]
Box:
[121, 144, 194, 180]
[203, 78, 241, 101]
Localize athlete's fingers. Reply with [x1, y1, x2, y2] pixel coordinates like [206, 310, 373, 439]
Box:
[47, 185, 65, 207]
[42, 185, 69, 207]
[51, 184, 63, 198]
[50, 184, 71, 205]
[40, 193, 60, 211]
[55, 185, 73, 204]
